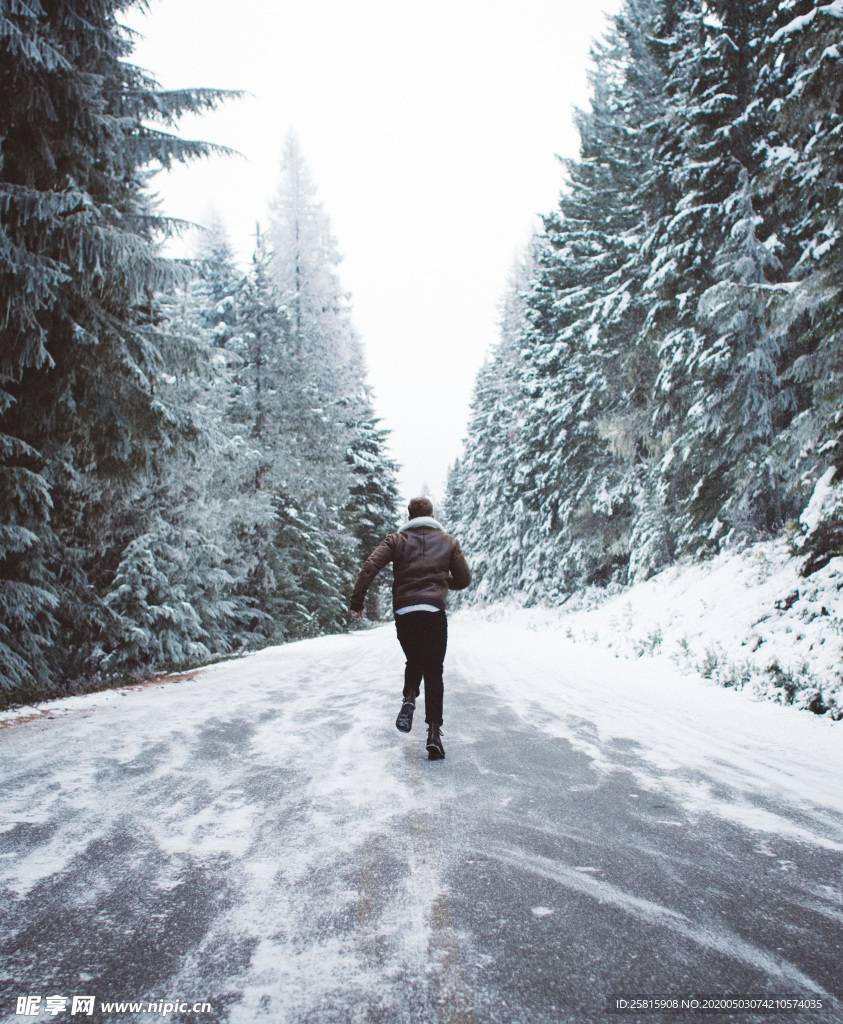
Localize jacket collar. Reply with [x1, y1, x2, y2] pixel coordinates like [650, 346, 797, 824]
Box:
[398, 516, 443, 532]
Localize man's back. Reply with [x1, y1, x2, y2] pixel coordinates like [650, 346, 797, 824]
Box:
[391, 520, 471, 612]
[349, 515, 470, 615]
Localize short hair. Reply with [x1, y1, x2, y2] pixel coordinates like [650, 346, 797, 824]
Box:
[408, 496, 434, 519]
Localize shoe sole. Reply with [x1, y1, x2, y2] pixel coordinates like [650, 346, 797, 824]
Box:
[396, 704, 414, 733]
[426, 744, 445, 760]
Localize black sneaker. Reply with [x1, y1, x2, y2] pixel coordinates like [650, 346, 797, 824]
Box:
[426, 723, 445, 760]
[396, 700, 415, 733]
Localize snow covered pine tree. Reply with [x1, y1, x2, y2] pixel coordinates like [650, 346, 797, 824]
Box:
[0, 0, 238, 701]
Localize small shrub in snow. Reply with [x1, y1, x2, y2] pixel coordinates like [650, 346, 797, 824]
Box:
[765, 661, 802, 704]
[698, 647, 723, 680]
[635, 626, 663, 657]
[793, 689, 827, 715]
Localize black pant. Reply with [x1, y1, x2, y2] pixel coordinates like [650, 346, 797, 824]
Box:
[395, 611, 447, 726]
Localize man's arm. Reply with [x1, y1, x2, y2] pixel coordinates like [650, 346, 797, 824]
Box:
[349, 534, 397, 614]
[447, 539, 472, 591]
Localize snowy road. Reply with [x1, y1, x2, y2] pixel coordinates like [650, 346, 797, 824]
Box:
[1, 617, 842, 1024]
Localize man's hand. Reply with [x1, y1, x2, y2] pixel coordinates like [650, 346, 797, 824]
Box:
[349, 608, 364, 620]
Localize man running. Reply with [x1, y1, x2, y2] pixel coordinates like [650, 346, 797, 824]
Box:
[349, 497, 472, 759]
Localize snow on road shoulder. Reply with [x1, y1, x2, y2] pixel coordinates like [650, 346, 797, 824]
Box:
[460, 537, 842, 715]
[451, 541, 843, 849]
[0, 632, 371, 728]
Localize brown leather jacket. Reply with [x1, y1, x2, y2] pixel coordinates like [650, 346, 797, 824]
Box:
[350, 517, 472, 614]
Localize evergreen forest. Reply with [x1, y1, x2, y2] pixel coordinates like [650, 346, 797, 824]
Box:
[3, 0, 842, 709]
[0, 0, 399, 706]
[445, 0, 843, 605]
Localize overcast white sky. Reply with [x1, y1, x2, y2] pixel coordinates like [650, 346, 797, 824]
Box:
[125, 0, 620, 505]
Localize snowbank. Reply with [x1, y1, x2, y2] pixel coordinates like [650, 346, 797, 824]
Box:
[459, 537, 843, 719]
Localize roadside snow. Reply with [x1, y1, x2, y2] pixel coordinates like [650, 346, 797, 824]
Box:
[461, 537, 842, 718]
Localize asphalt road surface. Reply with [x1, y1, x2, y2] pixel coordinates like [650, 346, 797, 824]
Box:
[1, 619, 841, 1024]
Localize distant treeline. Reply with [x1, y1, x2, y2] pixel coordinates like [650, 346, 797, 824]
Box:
[0, 2, 399, 706]
[445, 0, 842, 601]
